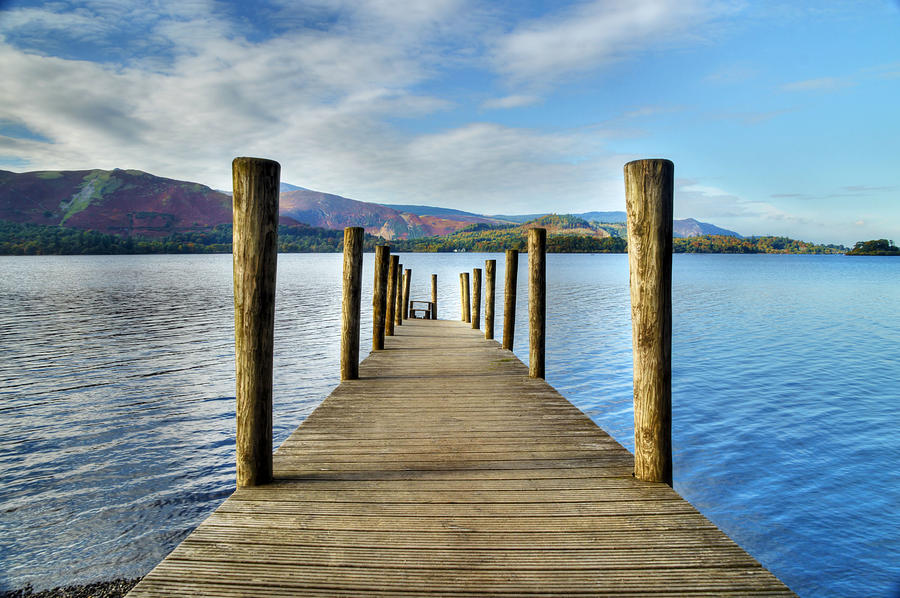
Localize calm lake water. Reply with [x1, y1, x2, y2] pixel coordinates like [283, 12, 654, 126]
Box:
[0, 253, 898, 596]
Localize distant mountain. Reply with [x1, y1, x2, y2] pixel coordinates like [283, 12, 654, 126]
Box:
[488, 210, 740, 238]
[487, 211, 626, 224]
[0, 168, 742, 242]
[0, 168, 232, 237]
[579, 211, 628, 223]
[673, 218, 741, 239]
[280, 188, 432, 240]
[380, 203, 510, 225]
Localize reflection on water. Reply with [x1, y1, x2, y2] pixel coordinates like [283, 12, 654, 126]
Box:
[0, 253, 898, 597]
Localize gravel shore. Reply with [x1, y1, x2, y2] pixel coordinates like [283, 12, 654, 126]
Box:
[1, 578, 141, 598]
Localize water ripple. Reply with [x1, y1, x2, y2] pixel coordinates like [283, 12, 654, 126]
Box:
[0, 253, 898, 597]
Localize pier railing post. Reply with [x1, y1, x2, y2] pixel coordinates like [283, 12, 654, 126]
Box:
[372, 245, 389, 350]
[340, 227, 363, 380]
[463, 272, 471, 323]
[386, 255, 398, 336]
[431, 274, 438, 319]
[395, 263, 404, 327]
[232, 156, 279, 488]
[472, 268, 482, 330]
[402, 268, 411, 320]
[503, 249, 518, 350]
[484, 259, 496, 339]
[529, 228, 546, 379]
[625, 158, 674, 486]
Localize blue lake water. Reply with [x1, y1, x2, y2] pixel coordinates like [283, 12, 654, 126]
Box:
[0, 253, 898, 596]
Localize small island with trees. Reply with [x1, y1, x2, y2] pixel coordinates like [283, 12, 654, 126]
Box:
[845, 239, 899, 256]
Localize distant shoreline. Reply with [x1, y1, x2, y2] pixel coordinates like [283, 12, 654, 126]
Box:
[0, 220, 847, 256]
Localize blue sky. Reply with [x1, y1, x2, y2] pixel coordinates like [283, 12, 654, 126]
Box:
[0, 0, 898, 244]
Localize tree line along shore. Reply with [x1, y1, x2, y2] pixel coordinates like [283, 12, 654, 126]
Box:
[0, 218, 862, 256]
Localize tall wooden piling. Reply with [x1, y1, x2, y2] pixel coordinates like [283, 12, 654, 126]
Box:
[431, 274, 438, 319]
[463, 272, 471, 323]
[372, 245, 389, 350]
[625, 159, 674, 486]
[340, 227, 364, 380]
[529, 228, 546, 379]
[503, 250, 518, 351]
[471, 268, 482, 330]
[402, 268, 411, 320]
[395, 263, 404, 327]
[459, 274, 466, 321]
[386, 255, 398, 336]
[484, 260, 496, 339]
[232, 157, 279, 488]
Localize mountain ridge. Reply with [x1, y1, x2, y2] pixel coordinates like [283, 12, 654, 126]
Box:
[1, 167, 741, 241]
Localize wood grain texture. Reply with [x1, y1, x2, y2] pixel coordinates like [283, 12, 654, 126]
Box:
[625, 158, 674, 485]
[431, 274, 437, 319]
[395, 263, 404, 327]
[459, 273, 466, 321]
[462, 272, 471, 323]
[503, 249, 518, 351]
[129, 318, 794, 597]
[484, 259, 496, 340]
[340, 227, 364, 380]
[528, 228, 546, 379]
[372, 245, 389, 350]
[402, 269, 411, 320]
[231, 157, 279, 488]
[385, 255, 398, 336]
[471, 268, 482, 330]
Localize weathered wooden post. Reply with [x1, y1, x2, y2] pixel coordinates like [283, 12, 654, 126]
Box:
[459, 274, 466, 321]
[340, 227, 363, 380]
[528, 228, 546, 379]
[372, 245, 389, 350]
[395, 263, 404, 327]
[625, 158, 674, 486]
[402, 268, 411, 320]
[431, 274, 438, 319]
[462, 272, 471, 323]
[503, 249, 518, 350]
[386, 255, 398, 336]
[484, 259, 496, 340]
[232, 157, 279, 488]
[471, 267, 482, 329]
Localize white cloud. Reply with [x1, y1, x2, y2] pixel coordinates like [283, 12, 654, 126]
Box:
[0, 0, 631, 215]
[490, 0, 729, 86]
[481, 95, 541, 110]
[676, 180, 812, 230]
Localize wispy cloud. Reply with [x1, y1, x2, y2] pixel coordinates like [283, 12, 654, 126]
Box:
[490, 0, 732, 87]
[677, 180, 812, 228]
[481, 95, 541, 110]
[0, 1, 634, 213]
[782, 76, 855, 92]
[768, 185, 896, 201]
[841, 185, 896, 193]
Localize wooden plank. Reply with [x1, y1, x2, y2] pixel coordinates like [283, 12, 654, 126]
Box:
[128, 318, 795, 597]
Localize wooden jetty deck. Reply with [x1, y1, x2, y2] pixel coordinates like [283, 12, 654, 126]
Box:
[128, 318, 793, 596]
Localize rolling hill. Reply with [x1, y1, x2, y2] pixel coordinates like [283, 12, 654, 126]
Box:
[0, 168, 741, 242]
[0, 168, 232, 237]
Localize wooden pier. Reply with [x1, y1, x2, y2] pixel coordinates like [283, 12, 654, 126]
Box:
[128, 318, 793, 597]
